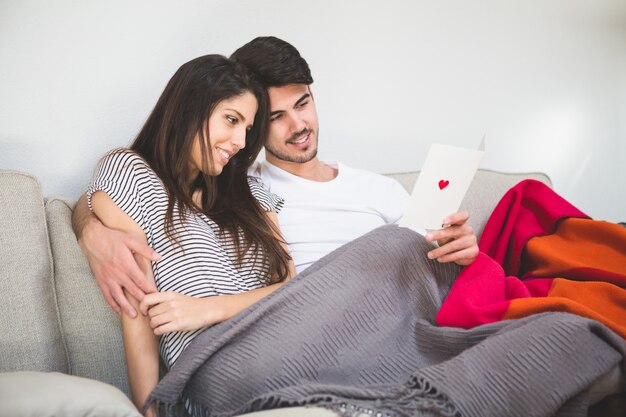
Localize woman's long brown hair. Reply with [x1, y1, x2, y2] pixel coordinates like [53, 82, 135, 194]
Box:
[129, 54, 291, 283]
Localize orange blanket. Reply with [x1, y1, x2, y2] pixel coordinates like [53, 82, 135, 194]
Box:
[436, 180, 626, 338]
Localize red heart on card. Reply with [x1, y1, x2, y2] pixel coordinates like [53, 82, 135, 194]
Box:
[438, 180, 450, 190]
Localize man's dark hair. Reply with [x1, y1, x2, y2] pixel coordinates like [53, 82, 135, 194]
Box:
[231, 36, 313, 88]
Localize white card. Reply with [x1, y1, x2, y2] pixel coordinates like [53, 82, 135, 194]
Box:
[400, 139, 485, 231]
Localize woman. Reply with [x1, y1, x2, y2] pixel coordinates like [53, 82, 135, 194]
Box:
[87, 55, 295, 415]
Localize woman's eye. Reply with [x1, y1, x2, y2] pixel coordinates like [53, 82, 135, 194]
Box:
[226, 116, 238, 124]
[270, 114, 282, 122]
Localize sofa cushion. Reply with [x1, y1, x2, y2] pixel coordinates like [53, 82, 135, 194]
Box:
[0, 371, 140, 417]
[387, 169, 552, 238]
[45, 197, 130, 397]
[0, 171, 68, 373]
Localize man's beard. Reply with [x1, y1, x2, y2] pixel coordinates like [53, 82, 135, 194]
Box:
[265, 128, 319, 164]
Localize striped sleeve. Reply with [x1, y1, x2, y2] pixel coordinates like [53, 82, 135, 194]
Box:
[247, 176, 284, 213]
[86, 149, 152, 230]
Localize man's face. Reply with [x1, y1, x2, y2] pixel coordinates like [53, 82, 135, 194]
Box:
[264, 84, 319, 166]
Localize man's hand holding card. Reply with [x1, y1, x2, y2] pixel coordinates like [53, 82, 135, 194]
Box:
[399, 140, 485, 266]
[424, 210, 478, 265]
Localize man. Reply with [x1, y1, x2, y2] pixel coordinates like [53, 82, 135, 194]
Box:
[71, 36, 478, 317]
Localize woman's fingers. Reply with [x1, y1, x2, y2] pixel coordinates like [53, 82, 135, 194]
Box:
[138, 292, 206, 334]
[139, 292, 172, 315]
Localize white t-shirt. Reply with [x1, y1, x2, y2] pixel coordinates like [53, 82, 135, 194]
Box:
[250, 160, 409, 273]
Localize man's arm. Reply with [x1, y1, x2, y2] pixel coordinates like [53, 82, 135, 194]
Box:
[425, 210, 479, 266]
[72, 193, 160, 317]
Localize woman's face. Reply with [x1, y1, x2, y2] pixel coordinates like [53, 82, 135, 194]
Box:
[191, 91, 258, 176]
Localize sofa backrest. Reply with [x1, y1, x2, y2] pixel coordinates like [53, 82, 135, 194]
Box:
[45, 196, 130, 396]
[0, 170, 130, 396]
[0, 171, 68, 373]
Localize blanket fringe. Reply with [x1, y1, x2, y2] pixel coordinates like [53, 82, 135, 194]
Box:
[322, 376, 459, 417]
[146, 375, 459, 417]
[145, 400, 180, 417]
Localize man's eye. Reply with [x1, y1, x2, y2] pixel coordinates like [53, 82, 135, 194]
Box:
[297, 100, 308, 109]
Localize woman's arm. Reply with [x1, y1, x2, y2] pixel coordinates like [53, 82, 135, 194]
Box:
[90, 191, 159, 416]
[139, 210, 296, 335]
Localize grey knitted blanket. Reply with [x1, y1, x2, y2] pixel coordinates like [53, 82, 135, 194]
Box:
[148, 226, 625, 417]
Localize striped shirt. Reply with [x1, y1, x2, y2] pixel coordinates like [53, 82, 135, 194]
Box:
[87, 150, 283, 367]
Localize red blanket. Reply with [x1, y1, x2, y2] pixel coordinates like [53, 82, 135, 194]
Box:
[436, 180, 626, 338]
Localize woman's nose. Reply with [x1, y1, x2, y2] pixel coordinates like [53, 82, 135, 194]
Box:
[232, 127, 246, 150]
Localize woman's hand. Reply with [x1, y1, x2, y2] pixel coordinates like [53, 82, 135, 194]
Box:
[425, 210, 479, 266]
[139, 292, 227, 335]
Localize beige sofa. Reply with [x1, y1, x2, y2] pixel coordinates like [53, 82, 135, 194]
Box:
[0, 168, 622, 417]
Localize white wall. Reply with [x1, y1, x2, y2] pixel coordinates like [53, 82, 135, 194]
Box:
[1, 0, 625, 222]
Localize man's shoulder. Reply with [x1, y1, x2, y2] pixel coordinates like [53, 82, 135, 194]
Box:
[247, 161, 263, 178]
[339, 162, 400, 184]
[338, 163, 409, 201]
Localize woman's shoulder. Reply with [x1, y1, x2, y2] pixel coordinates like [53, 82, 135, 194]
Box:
[100, 148, 151, 171]
[88, 148, 165, 222]
[97, 148, 161, 181]
[91, 148, 162, 197]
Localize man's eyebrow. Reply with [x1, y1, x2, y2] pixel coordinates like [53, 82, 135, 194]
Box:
[294, 93, 310, 107]
[270, 93, 311, 117]
[226, 108, 246, 122]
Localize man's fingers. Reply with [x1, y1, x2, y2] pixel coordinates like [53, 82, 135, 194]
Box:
[121, 278, 148, 305]
[123, 259, 154, 296]
[427, 224, 473, 243]
[428, 234, 475, 260]
[126, 237, 161, 262]
[443, 210, 469, 226]
[98, 282, 121, 314]
[124, 257, 157, 293]
[124, 242, 157, 290]
[428, 237, 464, 259]
[110, 285, 137, 318]
[435, 246, 478, 265]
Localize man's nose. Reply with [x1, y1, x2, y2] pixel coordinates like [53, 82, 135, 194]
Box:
[287, 112, 306, 134]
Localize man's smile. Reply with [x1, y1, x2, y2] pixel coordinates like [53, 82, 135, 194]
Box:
[286, 129, 312, 148]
